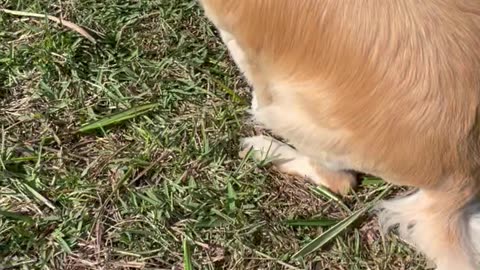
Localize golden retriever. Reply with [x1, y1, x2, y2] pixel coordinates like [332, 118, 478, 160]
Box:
[199, 1, 480, 269]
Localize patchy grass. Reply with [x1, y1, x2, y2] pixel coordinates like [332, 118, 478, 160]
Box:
[0, 1, 427, 269]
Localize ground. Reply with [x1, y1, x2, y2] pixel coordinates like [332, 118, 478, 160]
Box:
[0, 1, 427, 269]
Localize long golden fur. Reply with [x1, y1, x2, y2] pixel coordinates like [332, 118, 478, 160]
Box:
[199, 1, 480, 269]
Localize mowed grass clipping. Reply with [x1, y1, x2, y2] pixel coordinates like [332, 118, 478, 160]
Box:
[0, 1, 427, 269]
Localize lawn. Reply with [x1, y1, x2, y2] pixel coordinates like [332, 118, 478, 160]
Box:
[0, 1, 427, 269]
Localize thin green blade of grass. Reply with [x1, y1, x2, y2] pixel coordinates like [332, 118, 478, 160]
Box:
[194, 218, 229, 229]
[7, 155, 52, 164]
[294, 185, 392, 258]
[310, 186, 351, 213]
[209, 76, 246, 105]
[284, 218, 338, 227]
[292, 206, 368, 259]
[211, 208, 236, 223]
[0, 210, 34, 223]
[362, 177, 384, 186]
[20, 181, 56, 210]
[134, 192, 161, 206]
[78, 103, 158, 133]
[227, 181, 236, 212]
[183, 237, 193, 270]
[55, 235, 73, 254]
[1, 125, 5, 171]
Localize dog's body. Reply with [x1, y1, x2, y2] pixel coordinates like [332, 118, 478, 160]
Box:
[199, 1, 480, 269]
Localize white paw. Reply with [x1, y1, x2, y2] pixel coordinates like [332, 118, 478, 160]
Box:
[239, 135, 296, 162]
[251, 93, 259, 111]
[238, 136, 355, 195]
[470, 213, 480, 253]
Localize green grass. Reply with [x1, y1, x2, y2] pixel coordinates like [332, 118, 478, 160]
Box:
[0, 1, 427, 269]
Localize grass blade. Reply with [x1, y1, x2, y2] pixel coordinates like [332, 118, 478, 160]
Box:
[56, 235, 73, 254]
[294, 185, 392, 258]
[1, 8, 96, 43]
[20, 181, 56, 210]
[183, 237, 193, 270]
[284, 218, 338, 227]
[210, 77, 245, 104]
[78, 103, 157, 132]
[362, 177, 384, 186]
[310, 186, 351, 213]
[293, 206, 368, 258]
[7, 155, 52, 164]
[52, 229, 72, 254]
[211, 208, 235, 223]
[227, 181, 236, 212]
[0, 210, 34, 223]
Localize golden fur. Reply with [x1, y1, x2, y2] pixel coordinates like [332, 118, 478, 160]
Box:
[199, 0, 480, 269]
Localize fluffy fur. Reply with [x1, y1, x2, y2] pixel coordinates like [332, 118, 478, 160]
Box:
[198, 0, 480, 269]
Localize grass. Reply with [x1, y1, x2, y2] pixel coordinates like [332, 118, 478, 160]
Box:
[0, 1, 427, 269]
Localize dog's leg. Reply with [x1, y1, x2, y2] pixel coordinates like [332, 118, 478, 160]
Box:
[378, 189, 480, 270]
[219, 30, 271, 111]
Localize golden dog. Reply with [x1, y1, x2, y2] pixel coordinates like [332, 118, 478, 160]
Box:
[199, 1, 480, 269]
